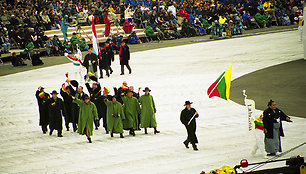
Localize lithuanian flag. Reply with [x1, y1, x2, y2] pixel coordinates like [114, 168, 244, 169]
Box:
[254, 119, 264, 130]
[86, 72, 95, 77]
[207, 65, 232, 100]
[39, 92, 45, 98]
[104, 87, 110, 95]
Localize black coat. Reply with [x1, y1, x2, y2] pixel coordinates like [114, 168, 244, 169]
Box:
[180, 107, 199, 144]
[263, 108, 290, 139]
[96, 95, 112, 128]
[99, 50, 109, 69]
[83, 53, 98, 72]
[35, 90, 50, 126]
[46, 97, 65, 131]
[68, 85, 85, 123]
[106, 46, 114, 66]
[60, 88, 73, 123]
[85, 83, 103, 119]
[119, 44, 130, 65]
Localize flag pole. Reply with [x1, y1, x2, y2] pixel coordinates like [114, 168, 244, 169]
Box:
[207, 65, 232, 98]
[187, 113, 197, 125]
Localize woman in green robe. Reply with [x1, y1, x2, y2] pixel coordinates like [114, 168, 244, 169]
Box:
[121, 91, 141, 136]
[72, 95, 98, 143]
[139, 87, 160, 134]
[104, 96, 125, 138]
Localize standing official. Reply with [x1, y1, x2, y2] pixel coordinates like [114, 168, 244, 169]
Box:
[263, 100, 292, 156]
[35, 86, 50, 134]
[119, 41, 132, 75]
[180, 101, 199, 151]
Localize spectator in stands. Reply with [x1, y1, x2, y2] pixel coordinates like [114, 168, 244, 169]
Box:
[41, 11, 52, 30]
[194, 18, 206, 35]
[219, 15, 227, 25]
[128, 31, 141, 44]
[144, 26, 157, 41]
[32, 51, 44, 66]
[45, 37, 53, 56]
[263, 0, 274, 12]
[255, 10, 268, 28]
[51, 35, 64, 56]
[11, 52, 27, 67]
[70, 32, 80, 49]
[0, 32, 11, 53]
[123, 19, 134, 34]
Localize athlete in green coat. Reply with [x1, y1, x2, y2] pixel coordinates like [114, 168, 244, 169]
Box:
[139, 87, 160, 134]
[72, 95, 98, 143]
[121, 91, 141, 136]
[104, 96, 125, 138]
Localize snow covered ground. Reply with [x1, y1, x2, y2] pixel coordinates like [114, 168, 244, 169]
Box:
[0, 31, 305, 174]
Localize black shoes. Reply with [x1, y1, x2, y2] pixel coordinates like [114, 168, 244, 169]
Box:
[110, 133, 114, 137]
[144, 128, 148, 134]
[267, 153, 276, 156]
[58, 134, 63, 137]
[183, 141, 189, 149]
[120, 133, 124, 138]
[192, 144, 198, 151]
[120, 73, 124, 75]
[154, 128, 160, 134]
[49, 130, 53, 136]
[88, 137, 92, 143]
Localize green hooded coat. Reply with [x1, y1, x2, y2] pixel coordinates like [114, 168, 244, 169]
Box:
[73, 98, 98, 136]
[105, 100, 125, 133]
[139, 94, 157, 128]
[144, 26, 156, 37]
[122, 96, 141, 130]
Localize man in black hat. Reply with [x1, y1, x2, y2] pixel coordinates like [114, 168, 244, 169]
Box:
[180, 101, 199, 151]
[46, 90, 65, 137]
[35, 86, 50, 134]
[85, 82, 102, 130]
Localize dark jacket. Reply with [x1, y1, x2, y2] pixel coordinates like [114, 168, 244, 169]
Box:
[35, 90, 50, 126]
[263, 108, 290, 139]
[46, 97, 65, 131]
[180, 107, 198, 127]
[83, 53, 98, 72]
[60, 88, 73, 123]
[119, 44, 130, 65]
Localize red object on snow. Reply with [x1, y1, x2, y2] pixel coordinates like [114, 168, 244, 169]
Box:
[240, 159, 249, 168]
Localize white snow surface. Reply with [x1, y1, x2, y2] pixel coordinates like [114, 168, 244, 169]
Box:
[0, 31, 305, 174]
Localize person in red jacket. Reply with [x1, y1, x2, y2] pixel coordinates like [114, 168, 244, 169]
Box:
[103, 10, 111, 37]
[179, 6, 190, 19]
[123, 19, 134, 34]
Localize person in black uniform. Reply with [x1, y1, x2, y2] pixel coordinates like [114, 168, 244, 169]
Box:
[263, 100, 292, 156]
[119, 41, 132, 75]
[180, 101, 199, 151]
[35, 86, 50, 134]
[85, 82, 102, 130]
[46, 90, 65, 137]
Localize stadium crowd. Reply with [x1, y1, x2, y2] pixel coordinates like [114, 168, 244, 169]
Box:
[0, 0, 303, 56]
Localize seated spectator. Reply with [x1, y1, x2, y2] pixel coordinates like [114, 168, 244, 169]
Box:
[219, 15, 227, 25]
[70, 33, 80, 49]
[255, 10, 268, 28]
[128, 31, 141, 44]
[51, 35, 64, 56]
[144, 26, 157, 41]
[45, 37, 54, 56]
[263, 0, 274, 12]
[178, 6, 190, 19]
[194, 18, 206, 35]
[181, 18, 196, 37]
[79, 38, 89, 51]
[31, 51, 44, 66]
[0, 32, 11, 53]
[242, 12, 252, 28]
[123, 19, 134, 34]
[54, 15, 61, 29]
[41, 11, 52, 30]
[11, 52, 27, 67]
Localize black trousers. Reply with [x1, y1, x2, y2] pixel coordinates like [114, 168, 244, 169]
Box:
[121, 64, 131, 74]
[99, 67, 110, 78]
[184, 124, 198, 144]
[41, 124, 48, 133]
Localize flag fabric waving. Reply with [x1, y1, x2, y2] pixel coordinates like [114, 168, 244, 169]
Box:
[207, 65, 232, 100]
[92, 16, 99, 55]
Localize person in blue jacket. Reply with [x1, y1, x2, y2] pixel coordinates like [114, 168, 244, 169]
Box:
[61, 15, 71, 41]
[128, 32, 141, 44]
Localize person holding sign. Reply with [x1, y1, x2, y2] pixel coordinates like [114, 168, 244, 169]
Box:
[180, 101, 199, 151]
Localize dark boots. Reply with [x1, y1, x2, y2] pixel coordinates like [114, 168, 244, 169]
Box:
[88, 137, 92, 143]
[183, 141, 189, 149]
[120, 133, 124, 138]
[129, 129, 135, 136]
[154, 128, 160, 134]
[144, 128, 148, 134]
[192, 143, 198, 151]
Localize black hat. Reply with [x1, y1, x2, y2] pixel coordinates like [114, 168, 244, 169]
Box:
[143, 87, 151, 92]
[84, 94, 90, 99]
[70, 80, 79, 88]
[54, 35, 58, 37]
[51, 90, 58, 95]
[41, 87, 44, 89]
[184, 101, 193, 106]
